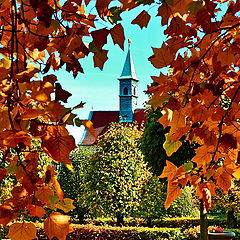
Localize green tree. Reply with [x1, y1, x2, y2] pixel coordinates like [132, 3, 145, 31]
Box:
[58, 147, 93, 224]
[140, 107, 197, 176]
[84, 122, 151, 226]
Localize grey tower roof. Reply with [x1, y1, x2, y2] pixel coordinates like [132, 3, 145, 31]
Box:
[119, 43, 138, 80]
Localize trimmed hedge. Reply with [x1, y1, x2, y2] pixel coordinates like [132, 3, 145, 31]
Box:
[37, 225, 185, 240]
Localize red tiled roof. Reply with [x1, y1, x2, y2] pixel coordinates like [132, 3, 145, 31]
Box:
[81, 109, 146, 146]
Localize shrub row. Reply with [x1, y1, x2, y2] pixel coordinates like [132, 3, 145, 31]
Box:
[37, 225, 186, 240]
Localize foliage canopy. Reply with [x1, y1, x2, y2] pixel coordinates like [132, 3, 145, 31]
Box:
[0, 0, 239, 239]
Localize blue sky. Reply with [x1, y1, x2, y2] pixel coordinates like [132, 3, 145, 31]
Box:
[57, 4, 166, 142]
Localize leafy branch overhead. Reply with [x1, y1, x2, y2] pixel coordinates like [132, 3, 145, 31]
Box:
[0, 0, 239, 240]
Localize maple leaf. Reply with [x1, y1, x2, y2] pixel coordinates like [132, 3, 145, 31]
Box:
[7, 222, 37, 240]
[148, 44, 174, 69]
[131, 10, 151, 29]
[191, 145, 214, 169]
[44, 212, 73, 240]
[110, 24, 125, 50]
[202, 188, 211, 212]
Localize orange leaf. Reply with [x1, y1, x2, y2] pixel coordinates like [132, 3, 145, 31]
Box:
[44, 212, 73, 240]
[7, 222, 37, 240]
[35, 186, 54, 204]
[0, 130, 31, 148]
[164, 180, 182, 209]
[131, 10, 151, 29]
[214, 168, 232, 193]
[26, 204, 46, 218]
[82, 120, 95, 138]
[148, 44, 174, 69]
[52, 177, 64, 201]
[21, 108, 44, 120]
[110, 24, 125, 50]
[42, 126, 77, 164]
[192, 145, 214, 169]
[93, 49, 108, 70]
[159, 160, 177, 180]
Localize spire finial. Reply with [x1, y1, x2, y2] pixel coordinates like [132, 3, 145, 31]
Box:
[128, 39, 132, 50]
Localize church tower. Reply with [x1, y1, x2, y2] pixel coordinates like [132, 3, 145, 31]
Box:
[118, 40, 139, 122]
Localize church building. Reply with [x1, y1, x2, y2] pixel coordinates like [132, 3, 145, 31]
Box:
[81, 42, 145, 146]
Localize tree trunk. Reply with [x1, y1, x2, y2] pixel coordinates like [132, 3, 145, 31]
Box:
[116, 212, 124, 226]
[199, 200, 208, 240]
[227, 208, 237, 228]
[146, 218, 153, 228]
[77, 209, 85, 224]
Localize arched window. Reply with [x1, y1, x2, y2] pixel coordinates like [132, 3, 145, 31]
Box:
[123, 87, 128, 95]
[133, 87, 136, 96]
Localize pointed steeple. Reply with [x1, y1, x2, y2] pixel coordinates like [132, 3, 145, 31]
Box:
[118, 39, 139, 122]
[119, 39, 138, 80]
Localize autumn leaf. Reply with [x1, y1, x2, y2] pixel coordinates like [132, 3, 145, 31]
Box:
[148, 44, 174, 69]
[110, 24, 125, 50]
[52, 177, 64, 201]
[42, 126, 77, 165]
[163, 133, 182, 157]
[55, 83, 72, 103]
[159, 160, 177, 180]
[164, 180, 182, 209]
[21, 108, 45, 120]
[82, 120, 95, 138]
[0, 204, 16, 226]
[35, 186, 54, 204]
[26, 205, 46, 218]
[54, 198, 76, 213]
[7, 222, 37, 240]
[91, 28, 110, 49]
[93, 49, 108, 70]
[131, 10, 151, 29]
[44, 212, 73, 240]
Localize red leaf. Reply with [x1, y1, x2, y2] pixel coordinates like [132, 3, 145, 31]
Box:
[110, 24, 125, 50]
[131, 10, 151, 29]
[55, 83, 72, 103]
[91, 28, 110, 49]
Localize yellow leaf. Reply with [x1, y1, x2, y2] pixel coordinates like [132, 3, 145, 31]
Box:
[233, 167, 240, 180]
[7, 222, 37, 240]
[55, 198, 76, 213]
[163, 133, 182, 157]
